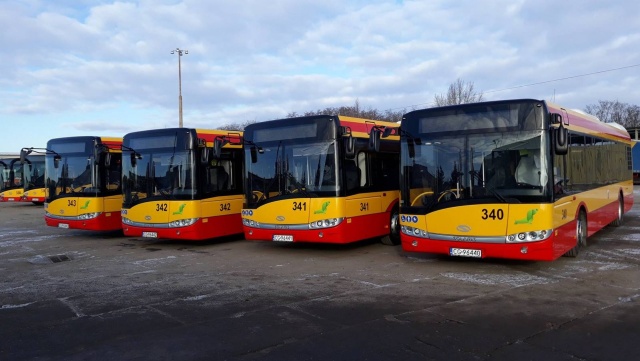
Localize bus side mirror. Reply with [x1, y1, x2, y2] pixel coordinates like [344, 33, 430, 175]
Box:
[551, 113, 563, 124]
[250, 146, 258, 164]
[345, 135, 355, 159]
[201, 147, 210, 164]
[93, 144, 102, 165]
[130, 152, 140, 167]
[20, 148, 31, 163]
[213, 137, 224, 159]
[554, 123, 568, 155]
[104, 153, 111, 167]
[407, 138, 416, 158]
[54, 155, 61, 169]
[382, 127, 396, 138]
[369, 128, 381, 152]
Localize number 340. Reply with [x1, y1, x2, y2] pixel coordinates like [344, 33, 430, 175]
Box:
[481, 208, 504, 220]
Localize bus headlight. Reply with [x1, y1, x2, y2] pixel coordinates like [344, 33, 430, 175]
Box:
[168, 218, 198, 228]
[309, 218, 343, 229]
[506, 229, 552, 243]
[242, 218, 260, 228]
[78, 212, 100, 220]
[401, 225, 429, 238]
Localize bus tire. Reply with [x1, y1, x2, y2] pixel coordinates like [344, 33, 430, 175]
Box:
[609, 194, 624, 227]
[564, 209, 587, 258]
[381, 208, 400, 246]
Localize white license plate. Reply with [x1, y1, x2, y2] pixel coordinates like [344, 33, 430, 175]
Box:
[450, 248, 482, 258]
[142, 232, 158, 238]
[58, 223, 69, 229]
[273, 234, 293, 242]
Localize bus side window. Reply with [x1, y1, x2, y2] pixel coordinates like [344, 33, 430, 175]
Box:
[554, 149, 568, 195]
[107, 156, 121, 191]
[357, 152, 367, 188]
[344, 160, 360, 191]
[209, 165, 229, 191]
[367, 152, 398, 190]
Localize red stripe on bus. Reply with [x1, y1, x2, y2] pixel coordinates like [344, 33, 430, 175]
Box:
[123, 214, 243, 241]
[45, 212, 122, 232]
[244, 212, 392, 244]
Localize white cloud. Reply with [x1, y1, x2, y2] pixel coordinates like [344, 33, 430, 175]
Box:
[1, 0, 640, 150]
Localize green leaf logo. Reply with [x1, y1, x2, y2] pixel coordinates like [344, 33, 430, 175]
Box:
[515, 209, 538, 225]
[314, 201, 330, 214]
[173, 203, 186, 215]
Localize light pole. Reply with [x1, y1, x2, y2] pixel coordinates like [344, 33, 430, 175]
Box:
[170, 48, 188, 127]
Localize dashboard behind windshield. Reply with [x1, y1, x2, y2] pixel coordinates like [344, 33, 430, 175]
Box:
[401, 130, 552, 211]
[245, 140, 339, 206]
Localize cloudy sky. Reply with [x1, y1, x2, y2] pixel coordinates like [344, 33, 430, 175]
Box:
[2, 0, 639, 152]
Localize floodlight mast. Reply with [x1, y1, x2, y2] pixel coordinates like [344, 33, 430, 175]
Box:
[170, 48, 188, 127]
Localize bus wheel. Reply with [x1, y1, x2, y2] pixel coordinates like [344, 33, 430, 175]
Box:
[609, 194, 624, 227]
[381, 208, 400, 246]
[564, 210, 587, 258]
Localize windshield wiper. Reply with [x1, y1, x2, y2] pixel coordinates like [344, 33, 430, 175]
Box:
[489, 189, 507, 203]
[288, 183, 317, 198]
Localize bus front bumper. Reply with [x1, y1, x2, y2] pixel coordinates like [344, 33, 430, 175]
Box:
[123, 214, 243, 241]
[45, 212, 121, 232]
[400, 232, 572, 262]
[243, 212, 391, 244]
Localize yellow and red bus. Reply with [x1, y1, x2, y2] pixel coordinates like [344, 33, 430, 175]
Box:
[632, 140, 640, 184]
[399, 99, 633, 261]
[121, 128, 244, 241]
[0, 157, 25, 202]
[0, 158, 7, 196]
[42, 136, 123, 231]
[20, 152, 46, 204]
[242, 115, 400, 245]
[0, 158, 11, 199]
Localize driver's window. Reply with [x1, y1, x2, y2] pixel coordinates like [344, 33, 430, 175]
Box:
[485, 151, 519, 189]
[515, 149, 547, 186]
[208, 160, 229, 192]
[357, 152, 367, 187]
[106, 154, 121, 193]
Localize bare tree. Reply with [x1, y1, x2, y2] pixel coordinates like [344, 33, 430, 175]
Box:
[217, 120, 257, 131]
[584, 100, 640, 128]
[287, 100, 406, 123]
[433, 78, 484, 107]
[585, 101, 613, 122]
[625, 105, 640, 129]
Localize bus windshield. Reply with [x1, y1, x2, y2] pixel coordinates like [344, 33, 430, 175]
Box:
[246, 139, 339, 206]
[24, 157, 45, 191]
[0, 159, 10, 191]
[47, 155, 101, 196]
[123, 149, 196, 204]
[401, 101, 553, 211]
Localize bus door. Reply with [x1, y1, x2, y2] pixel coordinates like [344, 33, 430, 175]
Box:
[343, 153, 385, 238]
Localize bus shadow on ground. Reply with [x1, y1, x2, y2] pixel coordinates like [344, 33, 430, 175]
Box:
[119, 233, 246, 251]
[259, 237, 386, 252]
